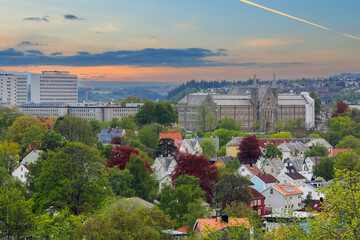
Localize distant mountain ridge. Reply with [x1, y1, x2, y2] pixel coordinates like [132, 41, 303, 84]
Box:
[331, 73, 360, 79]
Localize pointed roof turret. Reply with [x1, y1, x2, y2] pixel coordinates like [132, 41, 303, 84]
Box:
[252, 74, 258, 88]
[271, 74, 277, 88]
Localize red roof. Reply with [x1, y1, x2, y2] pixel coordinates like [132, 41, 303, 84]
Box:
[256, 173, 279, 183]
[176, 226, 188, 233]
[258, 139, 292, 147]
[301, 200, 325, 212]
[159, 131, 182, 141]
[251, 188, 265, 199]
[195, 218, 249, 236]
[273, 183, 303, 195]
[244, 164, 262, 176]
[331, 148, 350, 156]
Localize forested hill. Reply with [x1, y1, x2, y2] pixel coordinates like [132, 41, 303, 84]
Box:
[166, 79, 249, 101]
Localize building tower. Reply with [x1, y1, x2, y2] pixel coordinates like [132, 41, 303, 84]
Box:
[251, 74, 259, 122]
[0, 74, 27, 106]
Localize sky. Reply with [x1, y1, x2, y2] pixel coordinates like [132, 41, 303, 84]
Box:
[0, 0, 359, 82]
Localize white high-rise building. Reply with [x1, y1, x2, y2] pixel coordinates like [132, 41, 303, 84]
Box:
[0, 74, 28, 106]
[31, 71, 78, 104]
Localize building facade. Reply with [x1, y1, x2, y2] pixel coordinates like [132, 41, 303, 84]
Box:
[0, 74, 27, 105]
[31, 71, 78, 104]
[178, 77, 315, 132]
[19, 103, 140, 121]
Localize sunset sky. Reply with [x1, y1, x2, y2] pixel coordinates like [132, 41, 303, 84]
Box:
[0, 0, 359, 82]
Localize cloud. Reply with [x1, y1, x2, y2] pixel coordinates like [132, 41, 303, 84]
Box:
[16, 41, 40, 48]
[0, 47, 302, 68]
[64, 14, 84, 20]
[23, 16, 49, 22]
[91, 24, 117, 33]
[244, 38, 299, 47]
[50, 52, 63, 56]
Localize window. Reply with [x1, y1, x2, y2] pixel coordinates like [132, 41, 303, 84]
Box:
[258, 200, 261, 205]
[270, 189, 273, 194]
[298, 195, 301, 198]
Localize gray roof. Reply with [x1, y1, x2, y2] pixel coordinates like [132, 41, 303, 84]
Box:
[258, 85, 269, 103]
[267, 158, 284, 174]
[98, 128, 124, 144]
[307, 138, 333, 149]
[22, 150, 43, 165]
[155, 156, 175, 172]
[218, 156, 234, 165]
[226, 137, 244, 146]
[307, 156, 321, 165]
[183, 139, 198, 151]
[178, 93, 208, 106]
[289, 157, 304, 172]
[229, 87, 252, 95]
[278, 94, 307, 105]
[279, 142, 310, 152]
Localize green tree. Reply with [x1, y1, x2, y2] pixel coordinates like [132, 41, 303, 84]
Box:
[34, 208, 82, 240]
[75, 198, 174, 240]
[304, 143, 328, 158]
[0, 140, 20, 174]
[201, 138, 217, 159]
[7, 115, 47, 143]
[310, 91, 322, 123]
[0, 106, 22, 141]
[0, 187, 34, 239]
[21, 124, 47, 152]
[263, 143, 283, 159]
[216, 117, 242, 131]
[156, 138, 178, 157]
[196, 101, 214, 132]
[33, 142, 112, 215]
[54, 116, 96, 146]
[226, 158, 240, 171]
[252, 121, 261, 131]
[109, 117, 119, 129]
[117, 115, 138, 130]
[108, 168, 135, 197]
[205, 112, 216, 131]
[135, 101, 156, 125]
[284, 119, 307, 138]
[126, 154, 157, 201]
[128, 139, 146, 151]
[313, 156, 336, 181]
[217, 145, 226, 156]
[155, 101, 177, 125]
[89, 119, 102, 137]
[337, 135, 360, 149]
[41, 131, 65, 151]
[334, 151, 360, 172]
[223, 201, 252, 218]
[138, 124, 161, 149]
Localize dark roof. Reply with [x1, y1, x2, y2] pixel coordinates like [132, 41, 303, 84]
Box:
[286, 171, 306, 180]
[219, 156, 234, 165]
[251, 188, 265, 199]
[301, 200, 325, 212]
[98, 128, 124, 144]
[256, 173, 279, 183]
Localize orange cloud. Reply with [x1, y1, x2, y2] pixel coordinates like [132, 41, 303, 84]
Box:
[244, 38, 298, 47]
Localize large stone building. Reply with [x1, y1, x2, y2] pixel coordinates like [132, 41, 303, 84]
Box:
[178, 76, 315, 131]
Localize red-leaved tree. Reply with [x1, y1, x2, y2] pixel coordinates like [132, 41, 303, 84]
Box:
[172, 153, 218, 202]
[106, 145, 151, 172]
[237, 135, 262, 167]
[332, 101, 348, 118]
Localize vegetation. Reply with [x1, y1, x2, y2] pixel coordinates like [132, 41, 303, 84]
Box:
[237, 135, 262, 167]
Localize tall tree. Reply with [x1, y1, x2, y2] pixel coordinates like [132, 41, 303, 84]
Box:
[216, 117, 242, 131]
[313, 156, 336, 181]
[33, 142, 112, 215]
[117, 115, 138, 130]
[237, 135, 262, 167]
[135, 101, 157, 125]
[54, 116, 95, 146]
[205, 112, 216, 131]
[89, 119, 102, 137]
[196, 101, 214, 132]
[108, 168, 135, 197]
[263, 143, 283, 160]
[337, 135, 360, 149]
[310, 91, 322, 122]
[0, 140, 20, 174]
[200, 138, 217, 159]
[106, 145, 140, 170]
[172, 153, 218, 202]
[304, 143, 328, 157]
[7, 115, 47, 143]
[156, 138, 178, 157]
[332, 100, 348, 118]
[138, 124, 162, 149]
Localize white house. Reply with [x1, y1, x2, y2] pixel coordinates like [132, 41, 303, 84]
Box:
[296, 182, 325, 201]
[12, 165, 29, 183]
[278, 142, 310, 159]
[22, 150, 43, 165]
[277, 167, 306, 186]
[261, 183, 304, 212]
[261, 157, 284, 178]
[179, 139, 203, 155]
[152, 156, 177, 191]
[237, 163, 262, 179]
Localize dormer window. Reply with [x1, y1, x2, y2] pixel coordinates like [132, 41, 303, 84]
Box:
[270, 189, 273, 195]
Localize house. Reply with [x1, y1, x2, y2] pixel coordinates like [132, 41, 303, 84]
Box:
[278, 142, 310, 159]
[212, 156, 234, 168]
[152, 156, 177, 191]
[226, 137, 243, 157]
[22, 150, 42, 165]
[263, 211, 316, 232]
[237, 163, 262, 178]
[98, 127, 124, 145]
[261, 157, 284, 178]
[301, 200, 325, 212]
[261, 183, 303, 212]
[179, 139, 203, 155]
[12, 165, 29, 183]
[193, 216, 250, 238]
[299, 157, 321, 180]
[250, 188, 265, 216]
[306, 138, 333, 153]
[282, 157, 303, 172]
[251, 173, 279, 193]
[296, 182, 325, 201]
[277, 166, 306, 185]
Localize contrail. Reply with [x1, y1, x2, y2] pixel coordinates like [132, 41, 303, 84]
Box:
[239, 0, 360, 40]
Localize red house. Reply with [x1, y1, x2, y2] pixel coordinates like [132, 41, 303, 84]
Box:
[249, 188, 265, 216]
[159, 130, 182, 141]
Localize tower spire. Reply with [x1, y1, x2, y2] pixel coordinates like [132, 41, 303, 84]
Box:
[271, 73, 277, 88]
[252, 74, 258, 88]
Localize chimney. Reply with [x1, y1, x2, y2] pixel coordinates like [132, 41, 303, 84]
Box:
[115, 127, 119, 133]
[221, 214, 229, 223]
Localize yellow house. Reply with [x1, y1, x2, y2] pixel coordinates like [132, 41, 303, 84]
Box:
[226, 137, 244, 157]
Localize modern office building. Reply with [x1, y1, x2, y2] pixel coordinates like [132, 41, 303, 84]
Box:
[0, 74, 28, 106]
[31, 71, 78, 104]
